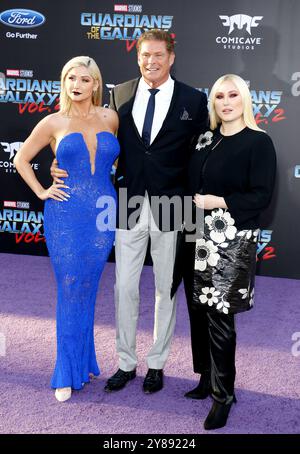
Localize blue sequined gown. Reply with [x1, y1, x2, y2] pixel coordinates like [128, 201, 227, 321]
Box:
[44, 131, 120, 390]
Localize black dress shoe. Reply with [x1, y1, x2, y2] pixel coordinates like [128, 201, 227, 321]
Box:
[143, 369, 163, 394]
[104, 368, 136, 392]
[184, 371, 211, 400]
[204, 395, 237, 430]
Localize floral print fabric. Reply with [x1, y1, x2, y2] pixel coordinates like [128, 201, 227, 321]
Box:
[193, 208, 258, 314]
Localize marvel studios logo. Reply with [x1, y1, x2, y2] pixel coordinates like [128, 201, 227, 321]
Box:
[4, 201, 30, 209]
[114, 4, 142, 12]
[6, 69, 33, 77]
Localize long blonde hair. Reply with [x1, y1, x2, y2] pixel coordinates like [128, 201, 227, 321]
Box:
[59, 56, 102, 114]
[209, 74, 264, 132]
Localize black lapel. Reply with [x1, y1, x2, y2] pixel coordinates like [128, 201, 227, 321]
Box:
[126, 78, 146, 146]
[151, 78, 180, 146]
[117, 77, 146, 146]
[118, 78, 140, 115]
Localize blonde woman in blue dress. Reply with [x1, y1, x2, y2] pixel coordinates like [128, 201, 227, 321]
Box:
[14, 56, 120, 402]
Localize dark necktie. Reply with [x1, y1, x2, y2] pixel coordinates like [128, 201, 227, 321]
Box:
[142, 88, 159, 147]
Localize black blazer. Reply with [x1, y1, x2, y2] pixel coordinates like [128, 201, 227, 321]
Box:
[110, 77, 208, 230]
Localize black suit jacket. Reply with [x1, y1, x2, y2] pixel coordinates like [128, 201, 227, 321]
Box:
[110, 77, 208, 230]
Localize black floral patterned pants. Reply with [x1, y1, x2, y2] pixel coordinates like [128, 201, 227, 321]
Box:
[183, 241, 236, 403]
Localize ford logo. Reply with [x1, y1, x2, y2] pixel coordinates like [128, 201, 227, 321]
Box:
[0, 9, 45, 28]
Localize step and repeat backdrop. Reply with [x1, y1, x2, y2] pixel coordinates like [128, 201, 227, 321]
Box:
[0, 0, 299, 278]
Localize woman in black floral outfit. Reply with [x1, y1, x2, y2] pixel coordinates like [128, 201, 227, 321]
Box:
[172, 74, 276, 430]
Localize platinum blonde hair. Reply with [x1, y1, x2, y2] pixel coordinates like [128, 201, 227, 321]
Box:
[209, 74, 264, 132]
[59, 56, 102, 114]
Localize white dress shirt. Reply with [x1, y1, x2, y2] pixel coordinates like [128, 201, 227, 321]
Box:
[132, 76, 175, 145]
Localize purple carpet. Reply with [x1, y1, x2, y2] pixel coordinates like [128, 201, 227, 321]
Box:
[0, 253, 299, 434]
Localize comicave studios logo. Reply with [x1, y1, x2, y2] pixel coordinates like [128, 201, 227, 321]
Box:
[0, 141, 22, 173]
[216, 14, 263, 50]
[0, 141, 40, 174]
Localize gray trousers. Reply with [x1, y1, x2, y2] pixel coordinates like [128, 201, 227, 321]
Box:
[114, 195, 178, 371]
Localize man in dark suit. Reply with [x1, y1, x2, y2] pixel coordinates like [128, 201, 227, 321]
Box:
[105, 29, 208, 394]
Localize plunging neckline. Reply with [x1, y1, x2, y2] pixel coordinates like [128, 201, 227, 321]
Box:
[56, 131, 115, 176]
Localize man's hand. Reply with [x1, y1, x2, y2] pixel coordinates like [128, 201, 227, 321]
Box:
[50, 158, 69, 184]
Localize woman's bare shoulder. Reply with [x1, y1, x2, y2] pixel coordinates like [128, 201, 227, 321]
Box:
[39, 112, 69, 135]
[96, 106, 119, 132]
[38, 112, 64, 128]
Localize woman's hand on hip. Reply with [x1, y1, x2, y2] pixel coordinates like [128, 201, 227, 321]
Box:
[37, 183, 70, 202]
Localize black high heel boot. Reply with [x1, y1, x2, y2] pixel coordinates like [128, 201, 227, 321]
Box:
[184, 370, 211, 400]
[204, 395, 237, 430]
